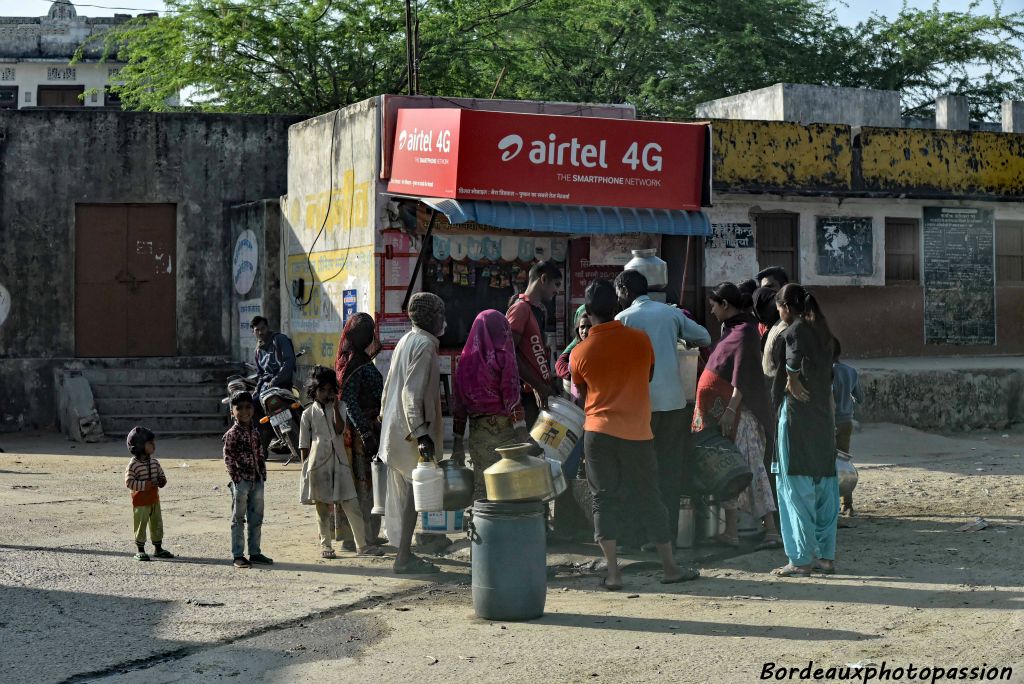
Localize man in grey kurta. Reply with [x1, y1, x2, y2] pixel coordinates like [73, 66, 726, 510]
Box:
[378, 292, 445, 574]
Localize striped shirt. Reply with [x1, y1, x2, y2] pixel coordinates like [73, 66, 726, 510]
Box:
[125, 456, 165, 506]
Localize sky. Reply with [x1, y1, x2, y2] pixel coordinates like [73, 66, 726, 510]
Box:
[2, 0, 1023, 23]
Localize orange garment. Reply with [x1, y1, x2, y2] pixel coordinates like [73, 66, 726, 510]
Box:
[570, 320, 654, 441]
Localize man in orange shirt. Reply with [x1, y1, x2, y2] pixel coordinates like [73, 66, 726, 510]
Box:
[570, 279, 698, 590]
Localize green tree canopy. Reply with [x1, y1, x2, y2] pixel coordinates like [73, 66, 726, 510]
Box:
[89, 0, 1024, 120]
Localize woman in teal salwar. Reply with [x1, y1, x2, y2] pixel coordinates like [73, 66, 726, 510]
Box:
[770, 283, 839, 577]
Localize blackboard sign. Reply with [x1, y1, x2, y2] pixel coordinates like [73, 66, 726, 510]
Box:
[923, 207, 995, 345]
[816, 217, 873, 276]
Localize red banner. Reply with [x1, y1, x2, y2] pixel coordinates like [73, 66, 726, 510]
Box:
[387, 108, 708, 211]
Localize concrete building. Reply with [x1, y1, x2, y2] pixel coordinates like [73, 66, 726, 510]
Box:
[0, 109, 303, 432]
[696, 86, 1024, 359]
[0, 0, 138, 109]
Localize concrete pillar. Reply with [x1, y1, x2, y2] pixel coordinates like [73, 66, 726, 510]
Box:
[1002, 100, 1024, 133]
[935, 94, 970, 131]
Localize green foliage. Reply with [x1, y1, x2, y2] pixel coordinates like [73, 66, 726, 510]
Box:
[89, 0, 1024, 120]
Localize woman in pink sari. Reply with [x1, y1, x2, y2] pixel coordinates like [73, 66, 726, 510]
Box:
[451, 310, 530, 502]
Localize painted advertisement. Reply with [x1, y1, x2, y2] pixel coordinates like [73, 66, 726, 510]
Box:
[923, 207, 995, 345]
[238, 299, 262, 362]
[387, 108, 708, 210]
[706, 222, 754, 249]
[232, 229, 259, 295]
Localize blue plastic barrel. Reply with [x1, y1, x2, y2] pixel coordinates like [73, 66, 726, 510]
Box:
[470, 499, 547, 620]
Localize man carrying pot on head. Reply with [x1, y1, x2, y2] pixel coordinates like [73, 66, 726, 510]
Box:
[378, 292, 446, 575]
[506, 260, 564, 426]
[615, 270, 711, 547]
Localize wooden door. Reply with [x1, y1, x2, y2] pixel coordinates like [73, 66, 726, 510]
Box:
[75, 204, 177, 357]
[37, 86, 84, 107]
[755, 213, 799, 281]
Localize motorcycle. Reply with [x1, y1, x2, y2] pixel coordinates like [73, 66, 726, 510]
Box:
[223, 348, 307, 466]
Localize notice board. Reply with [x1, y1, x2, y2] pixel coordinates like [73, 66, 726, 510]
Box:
[923, 207, 995, 345]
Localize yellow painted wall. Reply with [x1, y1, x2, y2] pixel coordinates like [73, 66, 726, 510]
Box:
[711, 120, 852, 190]
[860, 127, 1024, 196]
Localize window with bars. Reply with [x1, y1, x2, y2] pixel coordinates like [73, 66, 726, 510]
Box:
[885, 218, 920, 284]
[0, 86, 17, 110]
[996, 221, 1024, 285]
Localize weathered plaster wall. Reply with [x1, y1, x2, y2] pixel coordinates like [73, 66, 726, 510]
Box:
[859, 127, 1024, 198]
[703, 196, 1024, 358]
[0, 110, 301, 429]
[710, 120, 852, 193]
[280, 100, 379, 369]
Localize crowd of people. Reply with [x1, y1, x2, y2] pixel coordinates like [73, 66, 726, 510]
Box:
[123, 260, 863, 586]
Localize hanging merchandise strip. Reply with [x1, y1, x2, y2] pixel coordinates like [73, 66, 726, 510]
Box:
[431, 233, 567, 264]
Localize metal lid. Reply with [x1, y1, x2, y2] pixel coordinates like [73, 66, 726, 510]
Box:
[630, 248, 658, 257]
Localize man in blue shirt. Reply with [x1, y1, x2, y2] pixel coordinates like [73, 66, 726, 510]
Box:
[251, 316, 297, 399]
[615, 270, 711, 546]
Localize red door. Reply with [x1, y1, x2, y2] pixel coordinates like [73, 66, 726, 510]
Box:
[75, 204, 177, 357]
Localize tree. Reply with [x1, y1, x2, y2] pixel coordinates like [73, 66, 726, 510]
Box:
[838, 1, 1024, 119]
[90, 0, 1024, 121]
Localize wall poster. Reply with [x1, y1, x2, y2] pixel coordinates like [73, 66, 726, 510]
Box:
[923, 207, 995, 345]
[815, 216, 873, 276]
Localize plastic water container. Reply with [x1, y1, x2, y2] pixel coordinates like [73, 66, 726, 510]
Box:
[677, 344, 700, 404]
[471, 499, 546, 620]
[676, 495, 695, 548]
[412, 461, 444, 513]
[530, 396, 585, 464]
[544, 457, 567, 501]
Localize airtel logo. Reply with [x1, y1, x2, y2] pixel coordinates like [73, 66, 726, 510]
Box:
[398, 129, 407, 150]
[498, 134, 524, 161]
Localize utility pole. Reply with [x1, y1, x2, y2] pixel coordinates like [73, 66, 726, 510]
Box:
[404, 0, 416, 95]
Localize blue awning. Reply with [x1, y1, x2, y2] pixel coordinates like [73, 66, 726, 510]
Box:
[419, 198, 711, 236]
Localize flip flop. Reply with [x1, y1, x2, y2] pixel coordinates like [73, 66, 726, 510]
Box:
[772, 564, 811, 577]
[599, 576, 623, 591]
[755, 536, 783, 551]
[661, 567, 700, 584]
[812, 561, 836, 575]
[357, 545, 385, 557]
[712, 533, 740, 548]
[394, 556, 440, 574]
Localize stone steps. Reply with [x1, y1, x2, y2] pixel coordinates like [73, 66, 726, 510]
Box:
[75, 357, 237, 437]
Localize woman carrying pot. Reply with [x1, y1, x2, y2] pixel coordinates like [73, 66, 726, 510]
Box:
[334, 313, 385, 547]
[692, 282, 780, 549]
[770, 283, 839, 577]
[451, 310, 530, 502]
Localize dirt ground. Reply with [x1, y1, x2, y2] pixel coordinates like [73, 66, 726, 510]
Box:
[1, 423, 1023, 684]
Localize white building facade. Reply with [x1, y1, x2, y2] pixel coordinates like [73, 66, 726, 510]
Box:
[0, 1, 138, 109]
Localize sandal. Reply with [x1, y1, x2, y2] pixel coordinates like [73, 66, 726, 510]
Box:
[357, 545, 385, 557]
[712, 533, 740, 548]
[813, 560, 836, 575]
[772, 564, 811, 577]
[153, 549, 175, 559]
[755, 535, 783, 551]
[133, 552, 150, 562]
[321, 549, 337, 559]
[393, 556, 440, 574]
[600, 576, 623, 591]
[661, 566, 700, 584]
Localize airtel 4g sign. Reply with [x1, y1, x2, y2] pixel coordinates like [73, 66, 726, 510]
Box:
[387, 108, 708, 211]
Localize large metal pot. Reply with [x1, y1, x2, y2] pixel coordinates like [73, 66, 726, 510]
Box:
[836, 451, 859, 498]
[624, 249, 668, 290]
[440, 459, 475, 510]
[484, 443, 555, 503]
